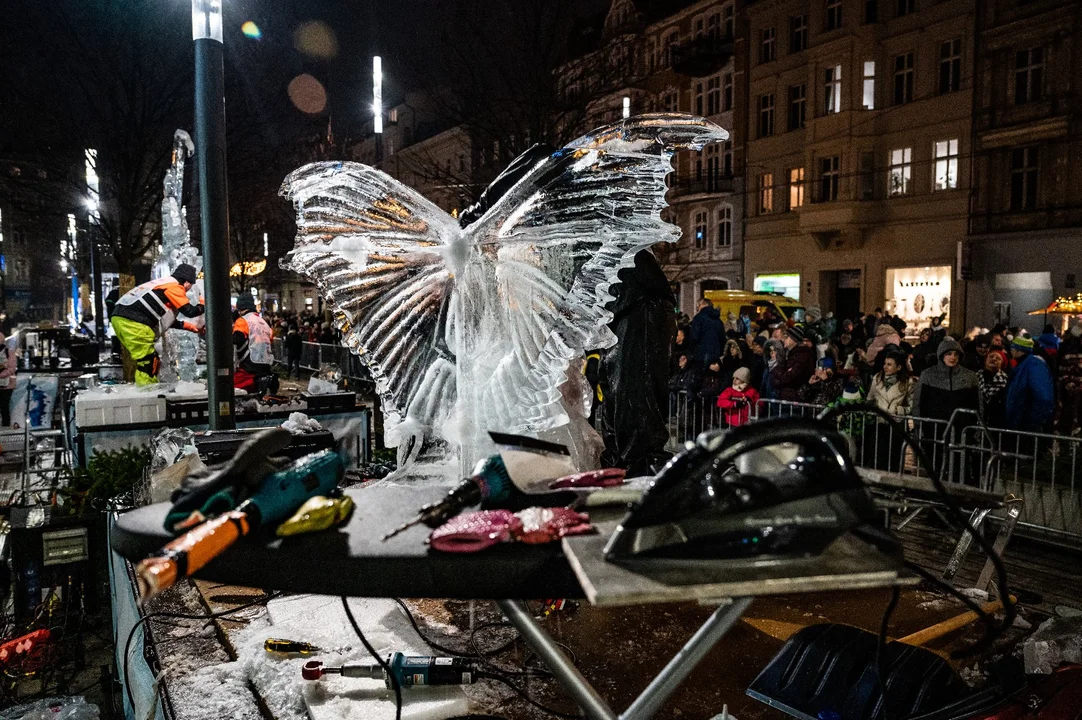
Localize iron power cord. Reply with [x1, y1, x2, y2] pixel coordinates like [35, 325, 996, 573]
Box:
[342, 596, 403, 720]
[817, 403, 1014, 656]
[122, 591, 280, 716]
[391, 599, 584, 718]
[476, 671, 583, 720]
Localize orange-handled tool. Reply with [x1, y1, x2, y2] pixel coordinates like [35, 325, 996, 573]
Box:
[136, 510, 250, 601]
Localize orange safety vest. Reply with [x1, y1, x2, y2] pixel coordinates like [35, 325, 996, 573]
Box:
[115, 277, 192, 337]
[234, 312, 273, 367]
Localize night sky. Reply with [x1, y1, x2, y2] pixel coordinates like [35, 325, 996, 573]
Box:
[1, 0, 607, 151]
[1, 1, 445, 146]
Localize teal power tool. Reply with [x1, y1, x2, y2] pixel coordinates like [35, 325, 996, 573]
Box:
[138, 430, 345, 600]
[302, 653, 483, 687]
[380, 454, 513, 541]
[164, 428, 344, 532]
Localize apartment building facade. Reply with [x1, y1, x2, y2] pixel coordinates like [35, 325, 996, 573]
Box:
[965, 0, 1082, 335]
[742, 0, 976, 329]
[558, 0, 746, 316]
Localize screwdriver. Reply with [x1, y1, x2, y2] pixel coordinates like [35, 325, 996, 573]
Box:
[264, 638, 322, 655]
[381, 455, 512, 541]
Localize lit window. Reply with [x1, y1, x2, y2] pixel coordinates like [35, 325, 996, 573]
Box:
[759, 173, 774, 213]
[718, 205, 732, 246]
[933, 139, 959, 191]
[789, 168, 805, 208]
[862, 61, 876, 109]
[825, 65, 842, 114]
[889, 147, 912, 196]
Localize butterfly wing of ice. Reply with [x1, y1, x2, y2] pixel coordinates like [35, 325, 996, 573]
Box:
[462, 113, 729, 433]
[279, 162, 462, 441]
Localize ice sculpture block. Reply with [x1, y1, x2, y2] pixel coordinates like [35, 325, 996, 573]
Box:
[280, 114, 729, 477]
[153, 130, 205, 384]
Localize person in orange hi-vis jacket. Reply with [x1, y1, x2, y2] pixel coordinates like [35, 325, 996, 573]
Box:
[232, 293, 274, 393]
[110, 264, 204, 385]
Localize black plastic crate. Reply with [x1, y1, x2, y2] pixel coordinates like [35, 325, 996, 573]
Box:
[166, 398, 210, 427]
[194, 428, 337, 466]
[302, 392, 357, 413]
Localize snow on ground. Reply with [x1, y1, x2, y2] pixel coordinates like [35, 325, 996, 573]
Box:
[232, 594, 472, 720]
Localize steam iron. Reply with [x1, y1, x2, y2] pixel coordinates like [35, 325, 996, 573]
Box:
[603, 418, 896, 562]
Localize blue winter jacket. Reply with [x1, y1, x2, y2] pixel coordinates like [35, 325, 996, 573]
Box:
[690, 306, 724, 364]
[1005, 353, 1055, 432]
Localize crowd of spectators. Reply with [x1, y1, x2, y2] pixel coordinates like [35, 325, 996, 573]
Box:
[669, 298, 1082, 439]
[259, 309, 343, 378]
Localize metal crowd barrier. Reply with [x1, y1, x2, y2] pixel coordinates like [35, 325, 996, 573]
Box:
[271, 338, 370, 384]
[663, 392, 1082, 544]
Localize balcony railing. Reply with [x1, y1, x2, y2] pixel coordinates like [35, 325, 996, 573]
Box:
[671, 35, 734, 77]
[668, 173, 734, 198]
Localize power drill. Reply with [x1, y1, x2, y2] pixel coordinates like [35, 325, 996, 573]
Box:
[381, 454, 512, 541]
[302, 653, 483, 687]
[138, 450, 344, 599]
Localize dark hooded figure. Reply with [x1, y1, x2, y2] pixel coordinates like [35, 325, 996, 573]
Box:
[598, 250, 677, 475]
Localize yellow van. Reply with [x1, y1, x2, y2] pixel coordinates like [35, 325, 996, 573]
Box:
[702, 290, 806, 325]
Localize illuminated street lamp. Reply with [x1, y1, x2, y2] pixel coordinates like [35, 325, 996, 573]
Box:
[373, 56, 383, 134]
[192, 0, 234, 428]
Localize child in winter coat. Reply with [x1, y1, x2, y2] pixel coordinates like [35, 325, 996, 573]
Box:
[717, 367, 760, 427]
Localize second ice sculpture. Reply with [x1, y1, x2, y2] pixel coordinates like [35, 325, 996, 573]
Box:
[280, 114, 729, 475]
[154, 130, 205, 384]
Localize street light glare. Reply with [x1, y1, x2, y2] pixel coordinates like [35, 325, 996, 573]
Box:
[192, 0, 224, 43]
[373, 56, 383, 134]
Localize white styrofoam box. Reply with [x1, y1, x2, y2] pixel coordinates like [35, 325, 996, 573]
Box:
[74, 389, 167, 428]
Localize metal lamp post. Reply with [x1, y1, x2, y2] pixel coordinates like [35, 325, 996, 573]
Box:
[192, 0, 235, 429]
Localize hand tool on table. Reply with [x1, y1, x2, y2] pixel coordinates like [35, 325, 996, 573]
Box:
[165, 428, 294, 532]
[136, 448, 344, 600]
[380, 454, 512, 541]
[302, 653, 485, 687]
[264, 638, 323, 655]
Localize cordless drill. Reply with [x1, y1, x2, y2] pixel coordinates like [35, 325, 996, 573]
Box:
[380, 454, 512, 541]
[302, 653, 484, 687]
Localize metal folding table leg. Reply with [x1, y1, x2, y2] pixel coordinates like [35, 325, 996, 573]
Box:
[497, 599, 616, 720]
[497, 597, 753, 720]
[620, 597, 752, 720]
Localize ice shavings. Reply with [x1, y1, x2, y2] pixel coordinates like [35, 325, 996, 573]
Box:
[282, 412, 322, 434]
[1024, 616, 1082, 674]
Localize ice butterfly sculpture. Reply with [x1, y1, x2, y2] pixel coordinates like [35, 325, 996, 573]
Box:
[280, 113, 729, 477]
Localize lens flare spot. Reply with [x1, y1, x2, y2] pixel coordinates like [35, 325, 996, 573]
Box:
[241, 21, 261, 39]
[293, 21, 338, 59]
[288, 74, 328, 115]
